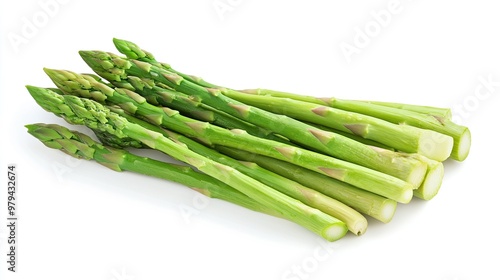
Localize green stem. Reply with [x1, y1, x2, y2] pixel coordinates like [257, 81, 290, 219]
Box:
[360, 100, 452, 120]
[305, 122, 395, 151]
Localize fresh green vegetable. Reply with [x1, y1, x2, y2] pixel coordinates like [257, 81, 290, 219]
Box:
[44, 69, 415, 203]
[359, 100, 452, 120]
[24, 38, 472, 242]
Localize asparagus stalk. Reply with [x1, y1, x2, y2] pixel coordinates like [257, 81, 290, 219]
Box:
[44, 70, 415, 203]
[409, 154, 444, 200]
[360, 100, 452, 120]
[222, 90, 453, 162]
[26, 86, 348, 241]
[241, 89, 451, 119]
[112, 77, 287, 143]
[217, 147, 398, 223]
[25, 123, 277, 216]
[305, 122, 395, 151]
[78, 52, 426, 190]
[91, 113, 367, 235]
[243, 88, 470, 161]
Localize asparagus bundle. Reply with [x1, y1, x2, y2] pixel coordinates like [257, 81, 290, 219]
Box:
[26, 86, 348, 241]
[78, 50, 428, 190]
[44, 68, 415, 203]
[25, 38, 471, 242]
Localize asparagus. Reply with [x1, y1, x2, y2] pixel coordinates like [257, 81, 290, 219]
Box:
[44, 70, 415, 203]
[26, 123, 277, 216]
[217, 147, 398, 223]
[113, 38, 469, 161]
[222, 90, 453, 162]
[112, 77, 287, 143]
[26, 86, 348, 241]
[241, 89, 451, 120]
[91, 113, 367, 235]
[78, 52, 427, 190]
[243, 88, 470, 161]
[113, 38, 218, 88]
[113, 39, 275, 140]
[360, 100, 452, 120]
[305, 122, 395, 151]
[156, 132, 368, 235]
[309, 123, 444, 197]
[409, 154, 444, 200]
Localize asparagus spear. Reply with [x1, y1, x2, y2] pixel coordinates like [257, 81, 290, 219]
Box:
[243, 88, 470, 161]
[112, 76, 287, 143]
[44, 70, 415, 203]
[78, 52, 427, 189]
[360, 100, 452, 120]
[305, 122, 395, 151]
[241, 89, 452, 120]
[25, 123, 277, 216]
[26, 86, 348, 241]
[222, 90, 453, 162]
[90, 113, 367, 235]
[409, 154, 444, 200]
[217, 147, 398, 223]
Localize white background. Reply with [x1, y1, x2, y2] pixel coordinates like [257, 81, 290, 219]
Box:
[1, 1, 499, 280]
